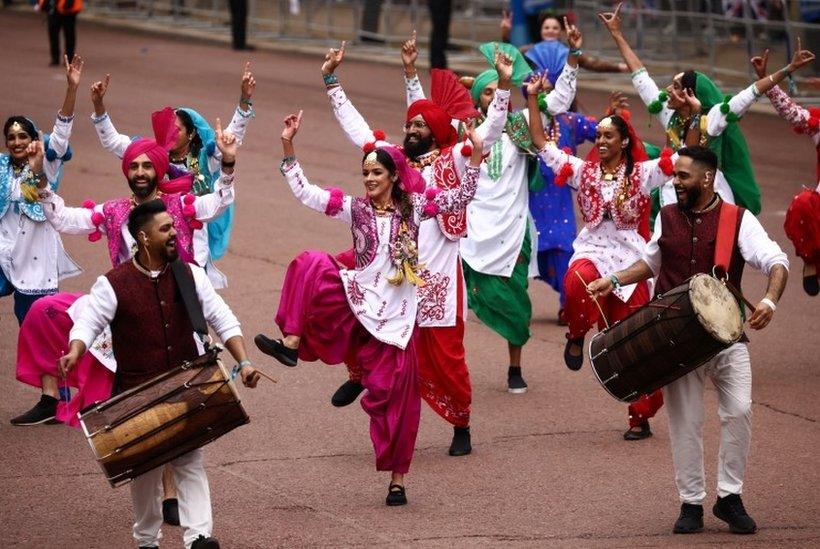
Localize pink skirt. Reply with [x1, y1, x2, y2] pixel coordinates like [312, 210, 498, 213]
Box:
[275, 251, 421, 474]
[16, 293, 115, 427]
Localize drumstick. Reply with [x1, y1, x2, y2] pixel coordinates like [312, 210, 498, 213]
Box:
[574, 271, 611, 329]
[256, 369, 278, 384]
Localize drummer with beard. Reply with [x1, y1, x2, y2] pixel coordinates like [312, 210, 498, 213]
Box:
[588, 146, 788, 536]
[59, 199, 261, 549]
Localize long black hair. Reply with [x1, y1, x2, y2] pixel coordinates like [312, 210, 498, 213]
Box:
[174, 109, 203, 157]
[4, 117, 38, 141]
[363, 148, 413, 221]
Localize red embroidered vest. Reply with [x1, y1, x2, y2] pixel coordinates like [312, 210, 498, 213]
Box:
[106, 261, 200, 391]
[577, 162, 649, 231]
[655, 202, 746, 296]
[432, 148, 467, 240]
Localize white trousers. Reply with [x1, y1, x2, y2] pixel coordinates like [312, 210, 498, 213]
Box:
[130, 448, 212, 548]
[663, 343, 753, 505]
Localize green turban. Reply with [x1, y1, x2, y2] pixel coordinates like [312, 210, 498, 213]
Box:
[471, 41, 532, 104]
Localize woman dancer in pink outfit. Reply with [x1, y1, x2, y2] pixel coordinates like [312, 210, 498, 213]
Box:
[256, 110, 483, 506]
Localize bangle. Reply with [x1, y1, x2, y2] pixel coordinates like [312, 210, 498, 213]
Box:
[221, 159, 236, 168]
[240, 97, 252, 106]
[323, 73, 339, 86]
[760, 297, 776, 311]
[688, 114, 701, 130]
[609, 274, 621, 289]
[570, 49, 583, 57]
[239, 359, 252, 368]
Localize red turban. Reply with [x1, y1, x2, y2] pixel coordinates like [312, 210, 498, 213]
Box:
[405, 69, 479, 150]
[122, 138, 170, 181]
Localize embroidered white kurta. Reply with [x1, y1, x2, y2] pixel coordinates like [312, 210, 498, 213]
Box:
[327, 84, 510, 327]
[0, 114, 81, 294]
[538, 143, 673, 302]
[39, 172, 235, 266]
[631, 69, 760, 209]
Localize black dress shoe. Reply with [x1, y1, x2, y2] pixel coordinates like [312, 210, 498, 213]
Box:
[331, 379, 365, 407]
[564, 336, 584, 371]
[507, 366, 528, 394]
[713, 494, 757, 534]
[673, 503, 704, 533]
[254, 334, 298, 366]
[623, 420, 653, 441]
[191, 535, 221, 549]
[10, 395, 58, 425]
[448, 426, 472, 456]
[162, 497, 180, 526]
[385, 484, 407, 506]
[803, 275, 819, 296]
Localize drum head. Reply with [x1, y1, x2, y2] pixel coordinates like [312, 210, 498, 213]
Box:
[689, 274, 743, 344]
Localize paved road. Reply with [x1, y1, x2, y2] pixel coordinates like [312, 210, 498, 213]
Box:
[0, 10, 817, 548]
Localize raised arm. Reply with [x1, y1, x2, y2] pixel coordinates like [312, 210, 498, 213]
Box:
[194, 118, 237, 222]
[222, 61, 256, 146]
[401, 31, 426, 105]
[280, 110, 352, 223]
[598, 3, 643, 73]
[752, 45, 818, 136]
[90, 74, 132, 158]
[38, 188, 101, 235]
[42, 57, 83, 185]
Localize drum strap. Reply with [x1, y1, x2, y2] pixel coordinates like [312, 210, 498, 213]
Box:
[171, 260, 210, 347]
[714, 201, 740, 276]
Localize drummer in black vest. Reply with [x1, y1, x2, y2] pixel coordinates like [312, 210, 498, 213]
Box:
[60, 199, 260, 549]
[588, 145, 788, 535]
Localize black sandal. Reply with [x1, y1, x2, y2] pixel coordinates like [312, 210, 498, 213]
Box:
[385, 483, 407, 506]
[254, 334, 298, 367]
[563, 335, 585, 371]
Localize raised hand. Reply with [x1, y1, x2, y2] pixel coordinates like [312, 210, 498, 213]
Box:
[684, 88, 702, 114]
[401, 30, 419, 72]
[525, 71, 549, 96]
[215, 118, 237, 164]
[65, 54, 83, 89]
[493, 45, 514, 88]
[750, 48, 769, 79]
[608, 91, 629, 114]
[789, 37, 816, 74]
[26, 133, 45, 177]
[321, 41, 346, 75]
[240, 61, 256, 100]
[564, 17, 583, 50]
[282, 110, 303, 142]
[91, 74, 111, 107]
[597, 1, 624, 35]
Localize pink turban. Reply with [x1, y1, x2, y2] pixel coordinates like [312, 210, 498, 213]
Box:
[382, 145, 426, 194]
[121, 107, 193, 193]
[121, 138, 170, 181]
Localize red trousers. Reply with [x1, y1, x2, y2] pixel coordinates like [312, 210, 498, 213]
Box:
[564, 258, 664, 427]
[347, 264, 472, 428]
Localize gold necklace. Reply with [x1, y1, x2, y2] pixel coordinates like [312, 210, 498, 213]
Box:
[407, 149, 440, 170]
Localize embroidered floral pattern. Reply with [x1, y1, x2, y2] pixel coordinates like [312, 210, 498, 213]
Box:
[420, 377, 470, 427]
[578, 162, 648, 231]
[416, 269, 450, 322]
[346, 277, 365, 306]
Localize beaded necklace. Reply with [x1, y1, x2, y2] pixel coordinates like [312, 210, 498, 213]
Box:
[599, 161, 630, 208]
[407, 150, 440, 170]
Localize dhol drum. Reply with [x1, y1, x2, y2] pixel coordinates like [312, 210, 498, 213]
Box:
[79, 347, 249, 486]
[589, 274, 743, 402]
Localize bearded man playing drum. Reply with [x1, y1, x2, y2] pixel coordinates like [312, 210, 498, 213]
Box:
[588, 146, 788, 535]
[59, 200, 261, 549]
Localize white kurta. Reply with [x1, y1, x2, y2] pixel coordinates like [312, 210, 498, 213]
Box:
[39, 172, 235, 266]
[90, 106, 252, 289]
[0, 114, 81, 294]
[538, 143, 673, 302]
[631, 69, 761, 209]
[327, 84, 510, 327]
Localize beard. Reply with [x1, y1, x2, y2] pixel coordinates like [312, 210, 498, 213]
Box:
[403, 133, 435, 160]
[676, 186, 701, 211]
[128, 174, 158, 199]
[160, 237, 179, 263]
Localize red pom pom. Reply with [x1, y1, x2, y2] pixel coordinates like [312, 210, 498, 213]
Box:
[373, 129, 386, 141]
[808, 116, 820, 133]
[82, 199, 96, 209]
[561, 146, 573, 155]
[658, 148, 675, 176]
[362, 142, 376, 154]
[182, 193, 196, 205]
[660, 147, 674, 158]
[619, 109, 632, 123]
[87, 230, 102, 243]
[425, 187, 441, 200]
[555, 163, 574, 186]
[182, 205, 196, 218]
[808, 107, 820, 118]
[90, 212, 104, 225]
[460, 144, 473, 157]
[189, 219, 204, 230]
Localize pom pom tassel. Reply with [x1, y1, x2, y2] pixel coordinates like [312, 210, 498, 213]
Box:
[658, 147, 675, 176]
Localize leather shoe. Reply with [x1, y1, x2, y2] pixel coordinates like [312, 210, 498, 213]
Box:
[713, 494, 757, 534]
[448, 426, 471, 456]
[673, 503, 704, 533]
[191, 535, 221, 549]
[386, 484, 407, 506]
[564, 336, 584, 371]
[331, 380, 365, 407]
[623, 420, 652, 440]
[254, 334, 298, 367]
[803, 275, 819, 296]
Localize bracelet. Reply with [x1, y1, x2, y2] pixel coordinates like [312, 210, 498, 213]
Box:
[570, 49, 583, 57]
[322, 73, 339, 86]
[609, 274, 621, 289]
[221, 159, 236, 168]
[240, 97, 252, 106]
[238, 359, 252, 368]
[760, 297, 776, 312]
[688, 114, 701, 130]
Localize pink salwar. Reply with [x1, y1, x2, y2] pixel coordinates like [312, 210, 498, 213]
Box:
[275, 250, 421, 474]
[15, 293, 115, 427]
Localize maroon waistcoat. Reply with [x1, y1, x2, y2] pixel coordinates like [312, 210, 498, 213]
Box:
[655, 201, 746, 297]
[106, 261, 200, 391]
